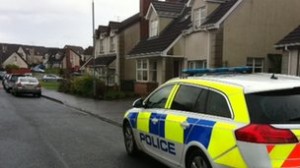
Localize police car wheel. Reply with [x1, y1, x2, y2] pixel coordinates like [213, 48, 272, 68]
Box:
[123, 122, 138, 156]
[187, 149, 211, 168]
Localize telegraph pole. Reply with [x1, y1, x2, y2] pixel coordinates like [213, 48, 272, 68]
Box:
[92, 0, 96, 98]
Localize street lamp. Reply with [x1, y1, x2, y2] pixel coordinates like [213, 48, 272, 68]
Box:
[92, 0, 96, 98]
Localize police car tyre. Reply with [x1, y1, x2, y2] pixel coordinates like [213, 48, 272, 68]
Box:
[186, 149, 212, 168]
[123, 121, 138, 156]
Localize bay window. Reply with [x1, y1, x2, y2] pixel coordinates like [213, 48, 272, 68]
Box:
[137, 59, 157, 82]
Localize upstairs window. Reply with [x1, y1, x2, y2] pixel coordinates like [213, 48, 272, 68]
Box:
[100, 39, 104, 53]
[150, 18, 159, 37]
[110, 36, 115, 52]
[193, 6, 207, 29]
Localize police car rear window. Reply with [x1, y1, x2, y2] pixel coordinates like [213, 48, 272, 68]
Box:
[246, 88, 300, 124]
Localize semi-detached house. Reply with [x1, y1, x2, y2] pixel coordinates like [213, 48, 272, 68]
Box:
[128, 0, 190, 96]
[83, 14, 140, 89]
[184, 0, 300, 74]
[128, 0, 300, 96]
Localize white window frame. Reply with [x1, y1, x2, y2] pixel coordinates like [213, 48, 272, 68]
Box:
[149, 18, 159, 37]
[193, 6, 207, 29]
[136, 59, 157, 82]
[247, 58, 264, 72]
[188, 60, 207, 69]
[137, 59, 148, 82]
[110, 36, 115, 52]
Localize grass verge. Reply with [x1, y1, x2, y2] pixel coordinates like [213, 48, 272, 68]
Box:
[40, 81, 60, 90]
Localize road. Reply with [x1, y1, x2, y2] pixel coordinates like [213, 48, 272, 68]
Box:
[0, 86, 167, 168]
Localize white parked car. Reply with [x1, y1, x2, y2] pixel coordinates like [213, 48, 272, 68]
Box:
[42, 74, 62, 82]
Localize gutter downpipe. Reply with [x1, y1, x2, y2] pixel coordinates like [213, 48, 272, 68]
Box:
[285, 45, 291, 75]
[205, 27, 211, 68]
[297, 48, 300, 76]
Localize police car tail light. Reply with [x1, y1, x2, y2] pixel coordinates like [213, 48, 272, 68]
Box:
[235, 124, 298, 144]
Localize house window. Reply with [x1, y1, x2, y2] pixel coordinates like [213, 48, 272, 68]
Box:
[193, 6, 207, 29]
[100, 39, 104, 53]
[137, 59, 148, 81]
[14, 56, 17, 62]
[188, 60, 207, 69]
[150, 18, 159, 37]
[110, 36, 115, 52]
[149, 61, 157, 82]
[137, 59, 157, 82]
[247, 58, 264, 72]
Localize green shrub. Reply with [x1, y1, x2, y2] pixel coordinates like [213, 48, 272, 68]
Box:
[45, 68, 60, 74]
[72, 75, 94, 97]
[59, 75, 106, 98]
[58, 75, 135, 100]
[5, 64, 19, 72]
[58, 79, 72, 93]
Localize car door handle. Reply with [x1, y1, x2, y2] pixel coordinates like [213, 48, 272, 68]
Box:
[180, 122, 190, 129]
[151, 118, 159, 124]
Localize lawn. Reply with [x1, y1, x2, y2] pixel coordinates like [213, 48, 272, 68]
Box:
[40, 81, 60, 90]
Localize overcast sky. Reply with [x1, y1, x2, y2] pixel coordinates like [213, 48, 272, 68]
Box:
[0, 0, 139, 49]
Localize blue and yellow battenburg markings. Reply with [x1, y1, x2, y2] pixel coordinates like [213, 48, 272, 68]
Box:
[184, 118, 215, 148]
[126, 112, 216, 147]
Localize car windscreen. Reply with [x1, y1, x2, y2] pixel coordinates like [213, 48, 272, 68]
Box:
[246, 88, 300, 124]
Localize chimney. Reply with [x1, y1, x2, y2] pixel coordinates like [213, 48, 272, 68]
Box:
[140, 0, 153, 40]
[140, 0, 153, 17]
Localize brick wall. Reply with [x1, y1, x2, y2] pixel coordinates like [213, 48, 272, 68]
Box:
[134, 82, 158, 97]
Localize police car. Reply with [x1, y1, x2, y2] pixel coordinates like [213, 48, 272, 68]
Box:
[123, 67, 300, 168]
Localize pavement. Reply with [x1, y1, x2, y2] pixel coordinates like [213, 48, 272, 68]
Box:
[42, 89, 136, 127]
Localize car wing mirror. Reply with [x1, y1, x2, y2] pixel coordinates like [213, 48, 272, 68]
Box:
[132, 98, 145, 108]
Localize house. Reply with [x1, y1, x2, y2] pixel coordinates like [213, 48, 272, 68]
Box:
[22, 46, 48, 66]
[83, 22, 120, 86]
[128, 0, 300, 96]
[183, 0, 300, 74]
[275, 25, 300, 76]
[0, 43, 29, 68]
[127, 0, 190, 95]
[45, 48, 65, 68]
[82, 46, 93, 62]
[64, 45, 84, 55]
[46, 47, 82, 71]
[0, 43, 48, 68]
[83, 12, 141, 89]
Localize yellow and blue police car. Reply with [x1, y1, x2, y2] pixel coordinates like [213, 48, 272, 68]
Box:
[123, 67, 300, 168]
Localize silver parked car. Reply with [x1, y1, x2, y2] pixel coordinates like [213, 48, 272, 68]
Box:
[11, 76, 42, 97]
[0, 70, 6, 80]
[42, 74, 62, 82]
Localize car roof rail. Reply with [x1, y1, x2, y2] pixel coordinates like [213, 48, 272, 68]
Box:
[182, 66, 252, 76]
